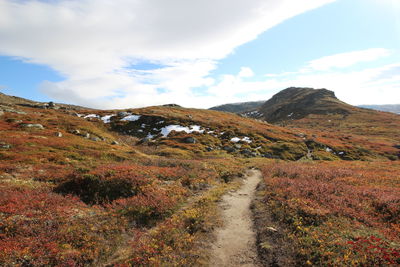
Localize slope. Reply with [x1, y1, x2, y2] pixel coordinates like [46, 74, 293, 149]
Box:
[209, 100, 265, 114]
[242, 87, 400, 161]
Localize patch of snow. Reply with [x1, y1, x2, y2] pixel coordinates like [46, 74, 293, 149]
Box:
[207, 131, 215, 134]
[230, 137, 252, 143]
[84, 114, 100, 119]
[338, 151, 344, 155]
[121, 115, 141, 121]
[242, 137, 252, 143]
[137, 129, 143, 133]
[326, 147, 333, 153]
[230, 137, 241, 143]
[146, 133, 154, 139]
[189, 125, 204, 133]
[156, 120, 164, 124]
[288, 112, 294, 117]
[141, 124, 146, 128]
[101, 114, 115, 123]
[160, 125, 204, 137]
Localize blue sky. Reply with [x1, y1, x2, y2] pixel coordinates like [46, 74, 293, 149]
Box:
[0, 0, 399, 108]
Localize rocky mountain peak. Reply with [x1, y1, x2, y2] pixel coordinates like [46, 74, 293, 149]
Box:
[256, 87, 352, 123]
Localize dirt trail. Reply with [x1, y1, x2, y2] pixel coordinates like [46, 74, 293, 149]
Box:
[209, 169, 262, 267]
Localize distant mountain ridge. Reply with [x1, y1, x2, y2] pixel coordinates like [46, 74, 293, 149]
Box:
[0, 92, 90, 110]
[209, 100, 265, 113]
[358, 104, 400, 114]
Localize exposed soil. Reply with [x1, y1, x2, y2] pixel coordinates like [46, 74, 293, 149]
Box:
[209, 169, 262, 266]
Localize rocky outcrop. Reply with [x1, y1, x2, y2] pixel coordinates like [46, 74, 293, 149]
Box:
[256, 87, 353, 123]
[19, 123, 44, 129]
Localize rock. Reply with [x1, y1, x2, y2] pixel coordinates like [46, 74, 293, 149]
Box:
[205, 147, 214, 152]
[4, 108, 26, 115]
[90, 136, 101, 142]
[0, 142, 11, 149]
[84, 133, 90, 139]
[0, 110, 4, 116]
[240, 149, 253, 157]
[162, 104, 181, 107]
[20, 123, 44, 129]
[266, 226, 278, 232]
[118, 111, 131, 117]
[183, 137, 196, 144]
[223, 146, 235, 153]
[72, 129, 80, 135]
[262, 153, 276, 159]
[394, 145, 400, 149]
[234, 144, 242, 149]
[111, 140, 119, 145]
[6, 118, 23, 123]
[55, 132, 63, 137]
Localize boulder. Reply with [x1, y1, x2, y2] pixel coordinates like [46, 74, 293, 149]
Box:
[240, 149, 253, 157]
[183, 137, 196, 144]
[118, 111, 131, 117]
[55, 132, 63, 137]
[20, 123, 44, 129]
[90, 136, 101, 142]
[0, 142, 11, 149]
[223, 146, 235, 153]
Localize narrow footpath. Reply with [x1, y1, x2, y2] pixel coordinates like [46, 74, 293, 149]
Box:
[210, 169, 262, 267]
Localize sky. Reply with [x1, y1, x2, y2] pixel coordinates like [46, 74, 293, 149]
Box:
[0, 0, 399, 109]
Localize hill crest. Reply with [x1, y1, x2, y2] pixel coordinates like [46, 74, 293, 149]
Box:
[251, 87, 353, 123]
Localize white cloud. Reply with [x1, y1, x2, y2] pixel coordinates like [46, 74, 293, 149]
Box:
[204, 51, 400, 106]
[238, 67, 255, 78]
[306, 48, 391, 71]
[0, 0, 336, 108]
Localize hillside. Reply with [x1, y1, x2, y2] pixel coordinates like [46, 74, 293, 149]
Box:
[209, 100, 265, 113]
[0, 92, 399, 266]
[0, 92, 90, 111]
[241, 87, 400, 161]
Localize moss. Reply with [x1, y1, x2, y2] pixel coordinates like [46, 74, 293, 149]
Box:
[156, 147, 194, 159]
[312, 151, 340, 161]
[265, 142, 308, 160]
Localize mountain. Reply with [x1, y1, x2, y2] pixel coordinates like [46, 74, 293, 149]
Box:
[209, 100, 265, 113]
[358, 104, 400, 114]
[246, 87, 354, 123]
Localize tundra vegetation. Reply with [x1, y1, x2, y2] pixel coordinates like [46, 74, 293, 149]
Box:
[0, 94, 399, 266]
